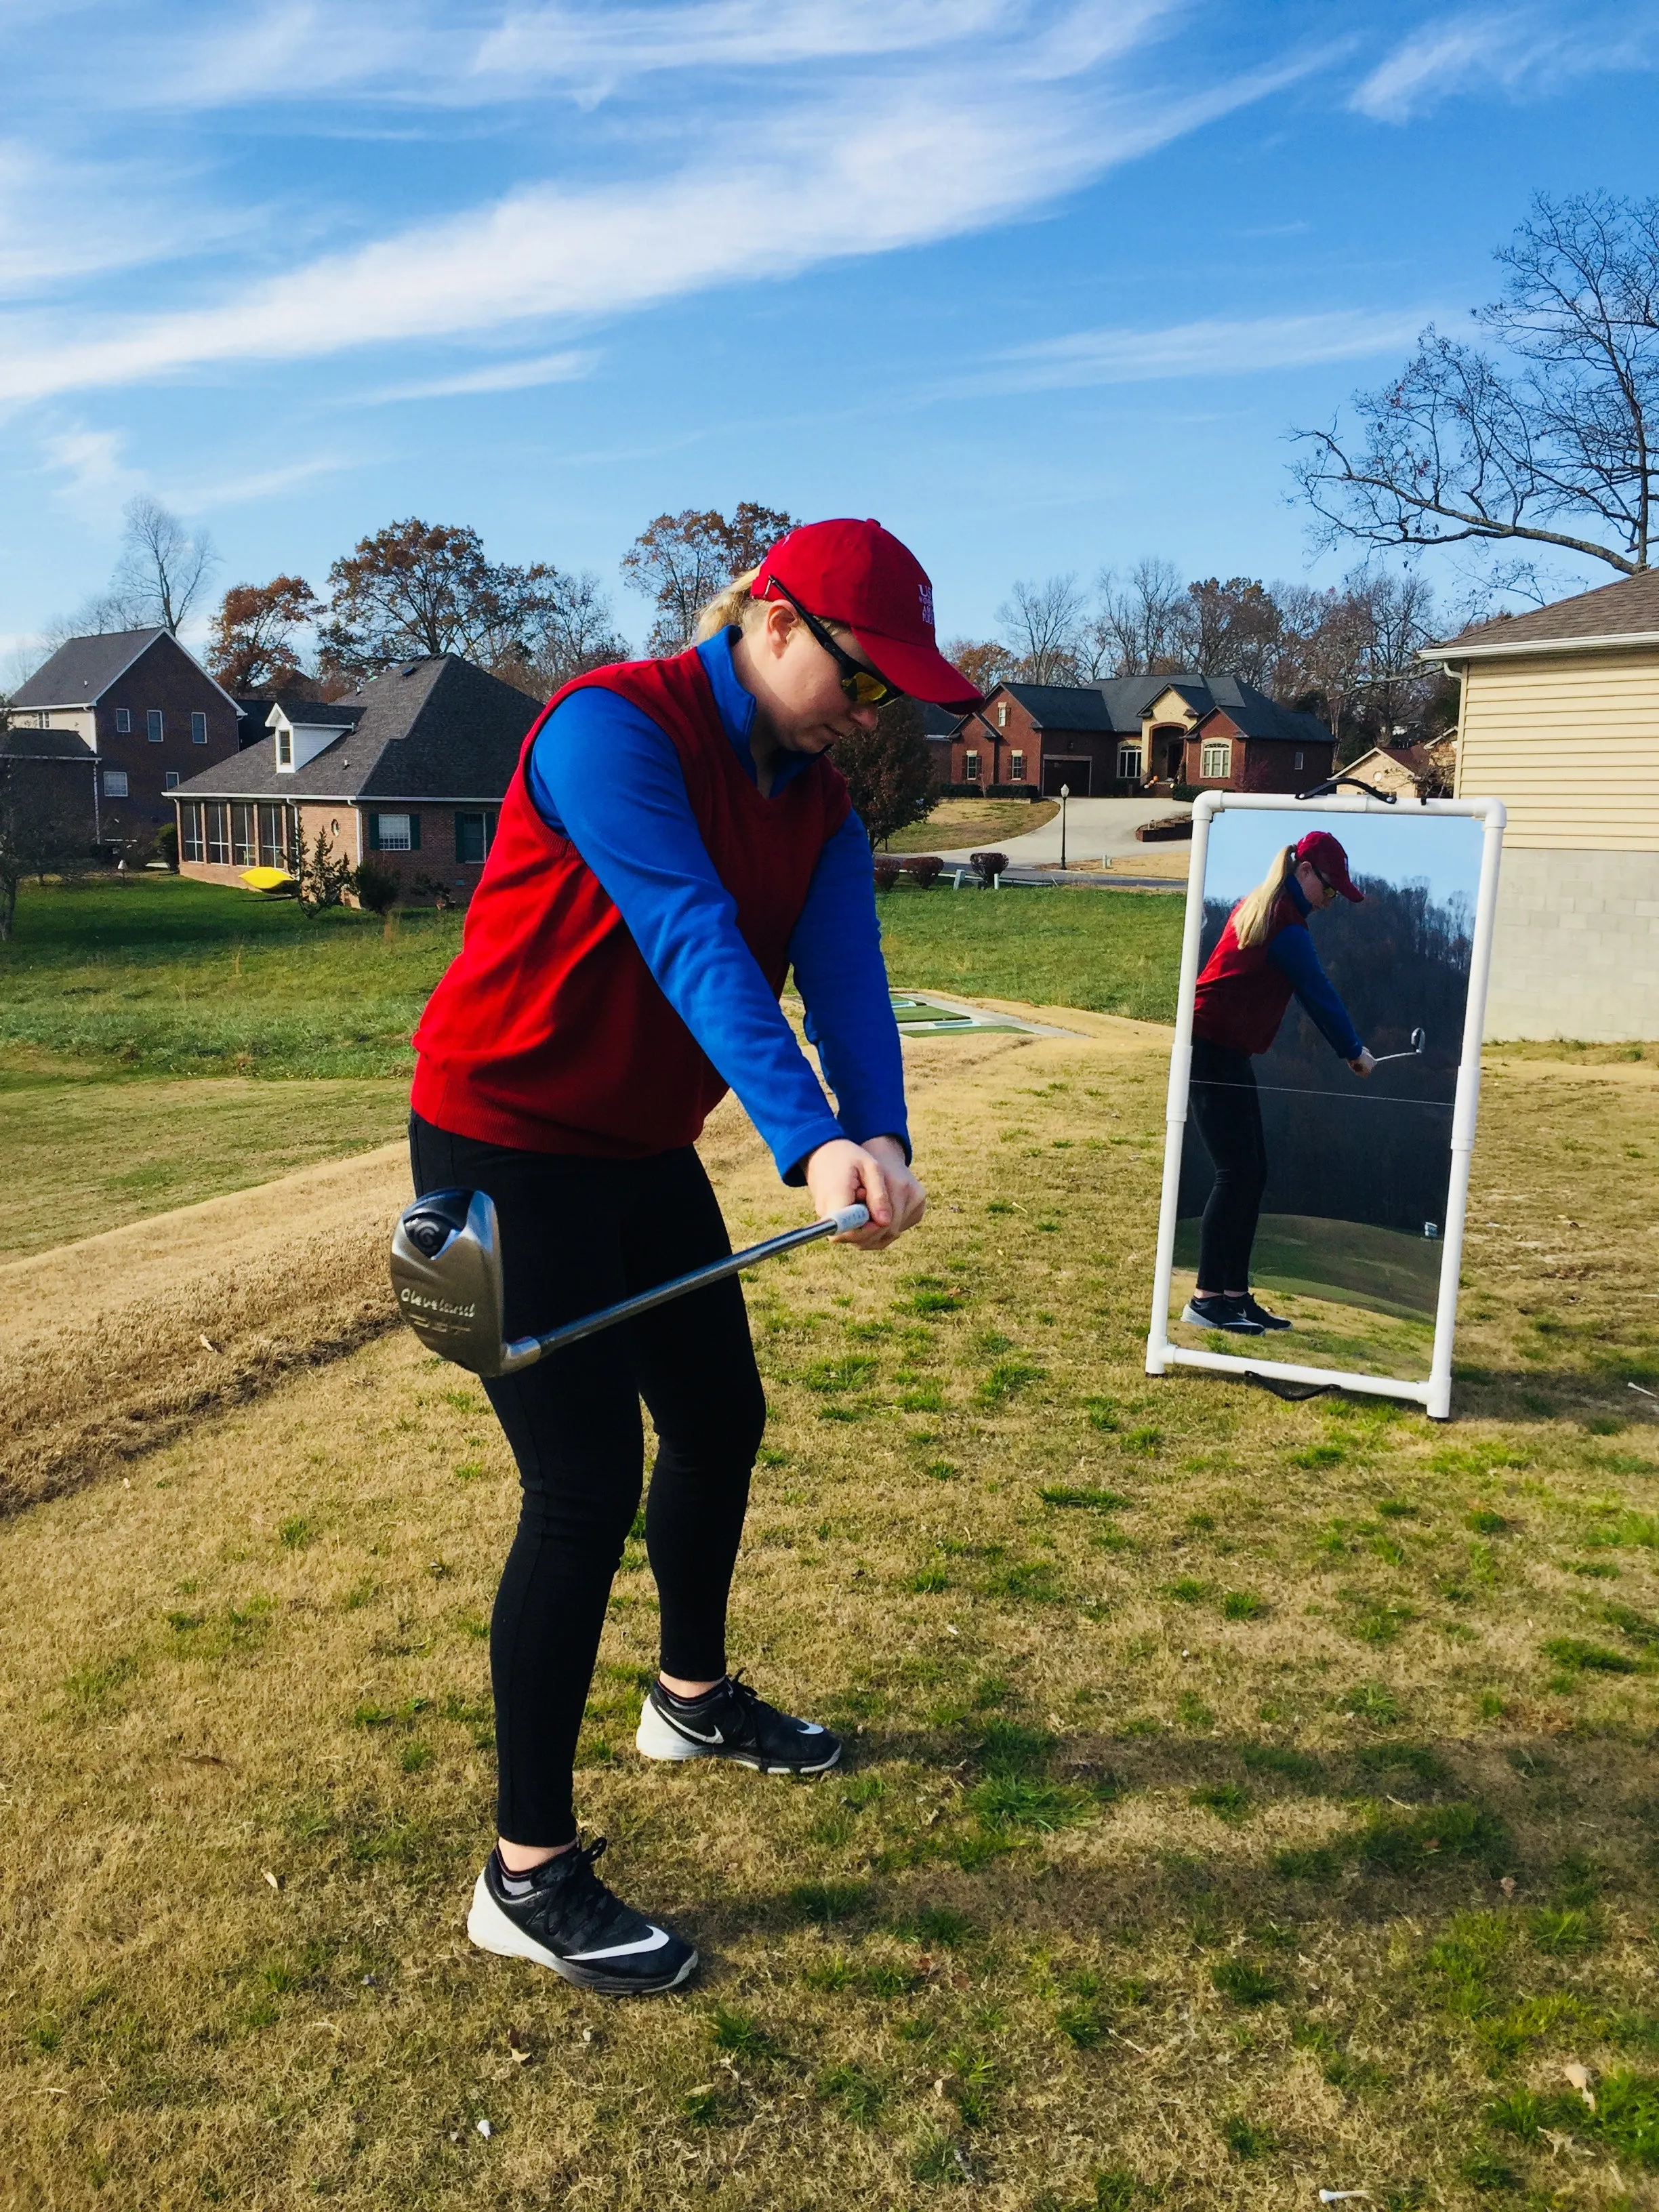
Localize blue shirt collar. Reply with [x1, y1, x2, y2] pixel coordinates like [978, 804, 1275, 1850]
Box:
[696, 626, 814, 791]
[1286, 872, 1311, 919]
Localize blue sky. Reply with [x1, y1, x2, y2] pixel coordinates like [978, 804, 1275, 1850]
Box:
[3, 0, 1658, 665]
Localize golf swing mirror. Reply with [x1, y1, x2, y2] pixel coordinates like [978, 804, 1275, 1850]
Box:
[1146, 790, 1506, 1421]
[392, 1190, 871, 1378]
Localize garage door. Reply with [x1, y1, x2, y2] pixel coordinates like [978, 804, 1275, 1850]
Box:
[1042, 756, 1091, 797]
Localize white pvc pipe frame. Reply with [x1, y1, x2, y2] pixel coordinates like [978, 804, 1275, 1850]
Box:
[1145, 790, 1507, 1422]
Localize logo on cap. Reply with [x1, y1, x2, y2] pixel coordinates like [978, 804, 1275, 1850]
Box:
[918, 583, 934, 628]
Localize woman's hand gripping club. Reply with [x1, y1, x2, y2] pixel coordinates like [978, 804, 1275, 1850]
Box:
[804, 1135, 926, 1252]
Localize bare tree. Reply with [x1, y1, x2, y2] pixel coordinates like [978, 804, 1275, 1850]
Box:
[996, 574, 1085, 684]
[1185, 577, 1282, 687]
[493, 571, 632, 698]
[621, 504, 797, 655]
[1088, 558, 1195, 675]
[1292, 190, 1659, 577]
[107, 496, 220, 633]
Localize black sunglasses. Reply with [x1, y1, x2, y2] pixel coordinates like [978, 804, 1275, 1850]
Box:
[766, 581, 903, 708]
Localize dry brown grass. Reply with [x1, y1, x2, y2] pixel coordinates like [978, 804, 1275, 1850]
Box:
[1, 1019, 1657, 2211]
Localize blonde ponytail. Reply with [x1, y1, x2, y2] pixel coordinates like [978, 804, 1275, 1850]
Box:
[1231, 845, 1296, 949]
[694, 565, 766, 642]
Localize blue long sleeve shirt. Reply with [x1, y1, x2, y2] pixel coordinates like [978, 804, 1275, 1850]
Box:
[1269, 878, 1365, 1060]
[526, 630, 908, 1182]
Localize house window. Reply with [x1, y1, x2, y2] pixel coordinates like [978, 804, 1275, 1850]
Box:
[1009, 750, 1025, 782]
[181, 804, 205, 863]
[205, 803, 231, 865]
[370, 812, 418, 853]
[1294, 750, 1305, 770]
[146, 709, 163, 742]
[996, 703, 1008, 729]
[191, 711, 208, 745]
[1201, 741, 1231, 780]
[164, 771, 180, 791]
[115, 708, 131, 734]
[454, 811, 495, 865]
[257, 804, 285, 868]
[102, 768, 129, 798]
[232, 804, 257, 866]
[276, 725, 293, 768]
[1117, 745, 1143, 782]
[964, 750, 981, 782]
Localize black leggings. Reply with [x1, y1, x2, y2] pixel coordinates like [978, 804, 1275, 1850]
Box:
[1187, 1039, 1267, 1293]
[409, 1115, 766, 1845]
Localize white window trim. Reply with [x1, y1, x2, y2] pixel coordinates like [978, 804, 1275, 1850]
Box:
[375, 813, 413, 852]
[1200, 741, 1232, 780]
[1117, 745, 1143, 781]
[963, 750, 981, 780]
[114, 708, 131, 734]
[146, 709, 163, 743]
[102, 768, 129, 797]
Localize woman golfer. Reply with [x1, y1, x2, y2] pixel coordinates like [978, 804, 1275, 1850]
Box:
[1181, 830, 1375, 1336]
[409, 518, 978, 1996]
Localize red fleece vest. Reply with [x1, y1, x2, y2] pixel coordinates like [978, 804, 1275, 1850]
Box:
[410, 648, 850, 1156]
[1191, 894, 1305, 1056]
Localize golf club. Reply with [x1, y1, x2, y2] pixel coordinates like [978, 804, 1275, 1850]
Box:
[390, 1191, 871, 1378]
[1370, 1025, 1427, 1067]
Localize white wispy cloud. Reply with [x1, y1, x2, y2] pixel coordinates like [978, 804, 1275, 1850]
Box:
[39, 424, 146, 514]
[0, 26, 1335, 406]
[364, 348, 598, 403]
[1351, 2, 1659, 123]
[980, 308, 1433, 390]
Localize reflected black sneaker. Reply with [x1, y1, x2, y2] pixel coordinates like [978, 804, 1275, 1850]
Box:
[636, 1671, 842, 1776]
[1240, 1294, 1292, 1331]
[466, 1839, 697, 1996]
[1180, 1294, 1265, 1334]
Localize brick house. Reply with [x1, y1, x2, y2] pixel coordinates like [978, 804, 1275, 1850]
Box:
[947, 676, 1334, 797]
[169, 654, 541, 899]
[7, 627, 241, 855]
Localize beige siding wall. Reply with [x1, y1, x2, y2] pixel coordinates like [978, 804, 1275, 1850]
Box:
[1455, 647, 1659, 851]
[1485, 846, 1659, 1040]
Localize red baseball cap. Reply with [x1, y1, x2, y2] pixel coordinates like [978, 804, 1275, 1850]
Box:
[1296, 830, 1364, 901]
[751, 518, 982, 709]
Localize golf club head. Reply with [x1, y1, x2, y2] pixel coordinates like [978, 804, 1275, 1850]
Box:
[390, 1187, 508, 1376]
[1412, 1027, 1426, 1055]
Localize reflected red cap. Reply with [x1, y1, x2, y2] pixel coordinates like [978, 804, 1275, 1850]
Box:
[752, 518, 982, 709]
[1296, 830, 1364, 901]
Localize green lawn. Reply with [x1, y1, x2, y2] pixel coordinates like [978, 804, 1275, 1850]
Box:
[0, 878, 464, 1080]
[1, 876, 1186, 1083]
[876, 881, 1183, 1023]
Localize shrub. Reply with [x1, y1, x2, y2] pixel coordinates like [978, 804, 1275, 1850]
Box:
[873, 855, 902, 891]
[350, 858, 401, 914]
[154, 821, 179, 871]
[968, 849, 1009, 886]
[901, 854, 944, 887]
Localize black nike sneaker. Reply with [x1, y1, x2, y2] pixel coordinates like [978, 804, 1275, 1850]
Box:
[1240, 1294, 1292, 1331]
[636, 1670, 842, 1776]
[466, 1839, 697, 1996]
[1180, 1293, 1265, 1334]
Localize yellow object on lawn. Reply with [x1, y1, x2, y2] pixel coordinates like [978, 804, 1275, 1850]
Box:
[240, 867, 294, 893]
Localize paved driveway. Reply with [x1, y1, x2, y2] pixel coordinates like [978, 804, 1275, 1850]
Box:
[931, 796, 1191, 867]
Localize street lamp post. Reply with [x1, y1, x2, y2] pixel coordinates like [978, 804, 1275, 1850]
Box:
[1059, 783, 1069, 871]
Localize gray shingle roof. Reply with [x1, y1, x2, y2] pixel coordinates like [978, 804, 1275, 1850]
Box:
[1429, 567, 1659, 653]
[0, 724, 96, 760]
[12, 628, 167, 708]
[989, 674, 1332, 744]
[168, 655, 542, 803]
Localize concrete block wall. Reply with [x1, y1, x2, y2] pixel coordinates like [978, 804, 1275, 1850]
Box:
[1485, 847, 1659, 1040]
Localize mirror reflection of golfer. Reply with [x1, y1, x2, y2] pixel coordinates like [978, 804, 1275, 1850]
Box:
[408, 520, 979, 1996]
[1181, 831, 1375, 1336]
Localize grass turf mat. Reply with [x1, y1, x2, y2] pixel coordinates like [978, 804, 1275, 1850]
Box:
[1, 1027, 1656, 2206]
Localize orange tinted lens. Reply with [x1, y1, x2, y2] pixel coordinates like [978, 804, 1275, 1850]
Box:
[845, 669, 893, 705]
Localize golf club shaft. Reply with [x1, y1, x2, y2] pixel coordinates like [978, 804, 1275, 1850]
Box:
[501, 1204, 870, 1372]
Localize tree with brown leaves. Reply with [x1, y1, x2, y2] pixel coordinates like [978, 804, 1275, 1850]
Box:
[208, 576, 323, 692]
[621, 504, 796, 655]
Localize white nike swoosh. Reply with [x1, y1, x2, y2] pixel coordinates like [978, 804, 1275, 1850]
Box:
[567, 1926, 672, 1961]
[798, 1722, 825, 1735]
[664, 1715, 724, 1743]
